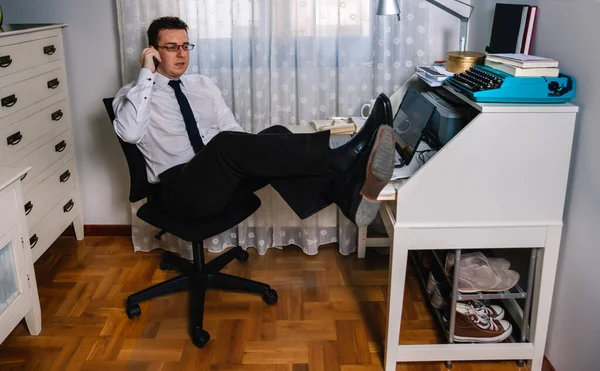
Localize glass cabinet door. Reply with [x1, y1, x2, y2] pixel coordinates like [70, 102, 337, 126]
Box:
[0, 238, 21, 314]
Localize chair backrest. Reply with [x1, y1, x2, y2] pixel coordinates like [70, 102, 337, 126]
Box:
[103, 98, 153, 202]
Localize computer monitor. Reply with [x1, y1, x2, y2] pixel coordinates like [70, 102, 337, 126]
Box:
[393, 88, 436, 164]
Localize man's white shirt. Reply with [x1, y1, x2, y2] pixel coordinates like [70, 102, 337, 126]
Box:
[113, 68, 244, 183]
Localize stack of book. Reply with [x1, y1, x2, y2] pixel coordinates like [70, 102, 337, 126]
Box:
[484, 53, 560, 77]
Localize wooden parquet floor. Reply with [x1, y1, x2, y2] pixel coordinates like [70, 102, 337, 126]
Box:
[0, 237, 527, 371]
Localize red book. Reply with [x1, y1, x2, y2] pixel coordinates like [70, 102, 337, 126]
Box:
[521, 6, 538, 54]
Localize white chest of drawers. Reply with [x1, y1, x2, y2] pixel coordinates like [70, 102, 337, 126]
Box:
[0, 24, 84, 263]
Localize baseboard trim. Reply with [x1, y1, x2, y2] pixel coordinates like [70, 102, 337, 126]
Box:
[62, 224, 131, 237]
[543, 356, 556, 371]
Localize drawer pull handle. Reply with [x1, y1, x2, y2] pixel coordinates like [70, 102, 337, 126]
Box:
[47, 78, 60, 89]
[44, 45, 56, 55]
[24, 201, 33, 215]
[1, 94, 17, 107]
[55, 140, 67, 152]
[7, 131, 22, 146]
[51, 109, 63, 121]
[59, 169, 71, 183]
[29, 234, 38, 249]
[63, 199, 74, 213]
[0, 55, 12, 68]
[20, 173, 27, 181]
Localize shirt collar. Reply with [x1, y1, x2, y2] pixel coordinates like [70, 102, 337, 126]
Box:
[154, 72, 191, 88]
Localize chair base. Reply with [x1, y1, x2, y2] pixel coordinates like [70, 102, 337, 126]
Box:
[125, 244, 277, 348]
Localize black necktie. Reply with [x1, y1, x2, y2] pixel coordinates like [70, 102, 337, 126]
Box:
[168, 79, 204, 153]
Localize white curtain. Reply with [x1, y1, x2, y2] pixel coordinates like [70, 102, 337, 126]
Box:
[116, 0, 431, 259]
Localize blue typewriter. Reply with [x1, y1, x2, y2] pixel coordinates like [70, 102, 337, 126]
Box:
[446, 65, 576, 103]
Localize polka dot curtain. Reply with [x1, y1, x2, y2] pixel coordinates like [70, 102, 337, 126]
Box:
[116, 0, 431, 259]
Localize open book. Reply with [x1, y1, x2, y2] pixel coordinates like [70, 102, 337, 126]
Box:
[310, 118, 357, 135]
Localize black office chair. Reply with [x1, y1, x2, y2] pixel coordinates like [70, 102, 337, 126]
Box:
[102, 98, 278, 348]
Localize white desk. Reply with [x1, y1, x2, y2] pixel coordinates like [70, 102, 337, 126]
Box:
[375, 76, 578, 370]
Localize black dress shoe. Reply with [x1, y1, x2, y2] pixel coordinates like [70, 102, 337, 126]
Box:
[324, 125, 395, 227]
[329, 93, 393, 173]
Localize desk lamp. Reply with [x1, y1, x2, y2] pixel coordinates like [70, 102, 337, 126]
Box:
[376, 0, 473, 52]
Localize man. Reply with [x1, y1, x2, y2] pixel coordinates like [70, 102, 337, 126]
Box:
[113, 16, 394, 227]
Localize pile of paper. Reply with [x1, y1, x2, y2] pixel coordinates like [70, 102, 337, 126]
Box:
[416, 66, 454, 87]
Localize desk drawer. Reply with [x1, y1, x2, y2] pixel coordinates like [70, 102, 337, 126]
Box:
[0, 100, 69, 159]
[0, 183, 19, 235]
[0, 36, 61, 79]
[14, 130, 72, 193]
[29, 188, 79, 262]
[0, 67, 66, 120]
[23, 159, 77, 228]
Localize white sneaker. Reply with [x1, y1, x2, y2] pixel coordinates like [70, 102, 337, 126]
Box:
[470, 300, 504, 320]
[426, 272, 438, 295]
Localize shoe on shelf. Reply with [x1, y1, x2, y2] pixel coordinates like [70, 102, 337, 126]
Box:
[469, 300, 505, 320]
[430, 285, 446, 309]
[426, 271, 438, 296]
[453, 303, 512, 343]
[444, 251, 511, 275]
[426, 272, 446, 309]
[457, 264, 520, 293]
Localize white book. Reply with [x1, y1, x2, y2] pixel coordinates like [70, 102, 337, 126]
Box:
[485, 60, 559, 77]
[515, 7, 529, 53]
[486, 53, 559, 68]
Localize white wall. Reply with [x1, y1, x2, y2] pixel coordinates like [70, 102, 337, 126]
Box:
[429, 3, 463, 60]
[528, 1, 600, 370]
[2, 0, 132, 224]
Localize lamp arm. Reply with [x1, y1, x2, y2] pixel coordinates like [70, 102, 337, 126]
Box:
[424, 0, 473, 20]
[425, 0, 473, 51]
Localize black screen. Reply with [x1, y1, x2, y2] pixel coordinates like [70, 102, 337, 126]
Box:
[393, 88, 436, 164]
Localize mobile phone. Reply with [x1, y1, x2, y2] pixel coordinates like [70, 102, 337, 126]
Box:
[153, 56, 160, 68]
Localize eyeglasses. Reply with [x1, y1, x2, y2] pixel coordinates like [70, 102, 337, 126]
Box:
[157, 43, 195, 52]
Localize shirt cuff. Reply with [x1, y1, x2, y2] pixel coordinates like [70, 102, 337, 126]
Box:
[136, 68, 155, 87]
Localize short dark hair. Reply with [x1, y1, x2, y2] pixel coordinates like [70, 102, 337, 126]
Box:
[147, 16, 189, 47]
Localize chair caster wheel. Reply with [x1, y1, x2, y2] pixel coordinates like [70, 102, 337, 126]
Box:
[236, 249, 249, 262]
[263, 289, 278, 305]
[444, 361, 453, 369]
[159, 260, 172, 271]
[126, 303, 141, 318]
[516, 360, 525, 367]
[191, 328, 210, 348]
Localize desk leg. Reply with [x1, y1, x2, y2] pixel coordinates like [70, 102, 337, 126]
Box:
[357, 226, 367, 258]
[384, 228, 409, 371]
[528, 225, 562, 371]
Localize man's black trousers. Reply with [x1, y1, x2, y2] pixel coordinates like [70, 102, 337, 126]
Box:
[157, 126, 336, 220]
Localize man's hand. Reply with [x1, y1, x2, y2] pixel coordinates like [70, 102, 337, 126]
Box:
[139, 47, 162, 73]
